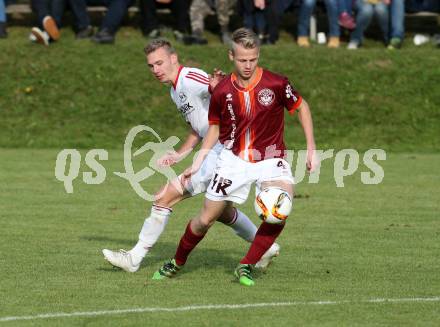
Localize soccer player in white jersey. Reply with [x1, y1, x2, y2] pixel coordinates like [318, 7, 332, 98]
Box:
[102, 39, 280, 272]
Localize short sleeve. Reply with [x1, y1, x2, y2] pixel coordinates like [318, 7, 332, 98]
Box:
[208, 91, 221, 125]
[281, 77, 303, 115]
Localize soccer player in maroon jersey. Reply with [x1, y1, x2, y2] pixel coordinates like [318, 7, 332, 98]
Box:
[153, 28, 317, 286]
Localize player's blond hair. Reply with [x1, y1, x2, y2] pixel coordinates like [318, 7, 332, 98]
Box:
[230, 28, 260, 54]
[144, 38, 176, 55]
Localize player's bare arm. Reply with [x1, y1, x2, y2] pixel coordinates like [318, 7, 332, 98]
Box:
[182, 124, 220, 179]
[296, 99, 317, 172]
[157, 128, 201, 167]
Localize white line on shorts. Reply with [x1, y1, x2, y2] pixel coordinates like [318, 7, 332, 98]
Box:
[1, 296, 439, 322]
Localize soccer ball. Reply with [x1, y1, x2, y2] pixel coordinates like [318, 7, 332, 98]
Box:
[254, 187, 292, 224]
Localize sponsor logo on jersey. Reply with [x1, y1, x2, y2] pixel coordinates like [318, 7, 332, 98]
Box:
[258, 88, 275, 106]
[179, 102, 195, 116]
[285, 84, 298, 102]
[179, 92, 187, 103]
[226, 93, 233, 102]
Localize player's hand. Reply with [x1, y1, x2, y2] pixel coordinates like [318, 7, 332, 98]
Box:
[306, 149, 319, 173]
[157, 151, 181, 167]
[254, 0, 265, 9]
[182, 162, 201, 181]
[209, 68, 226, 90]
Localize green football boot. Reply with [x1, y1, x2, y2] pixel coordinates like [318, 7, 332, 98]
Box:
[234, 263, 255, 287]
[152, 259, 181, 280]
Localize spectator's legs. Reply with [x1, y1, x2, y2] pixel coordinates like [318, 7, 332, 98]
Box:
[297, 0, 316, 37]
[100, 0, 131, 33]
[0, 0, 6, 38]
[31, 0, 50, 29]
[217, 0, 234, 31]
[350, 0, 373, 45]
[242, 0, 255, 29]
[68, 0, 91, 32]
[139, 0, 159, 34]
[390, 0, 404, 40]
[190, 0, 212, 34]
[266, 0, 281, 43]
[170, 0, 190, 33]
[324, 0, 340, 37]
[297, 0, 316, 46]
[254, 10, 266, 35]
[0, 0, 6, 23]
[51, 0, 65, 27]
[374, 2, 389, 44]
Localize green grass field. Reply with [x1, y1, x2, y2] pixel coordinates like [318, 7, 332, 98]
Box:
[1, 27, 440, 326]
[0, 149, 439, 326]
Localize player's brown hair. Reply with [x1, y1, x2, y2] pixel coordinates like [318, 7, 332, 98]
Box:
[230, 28, 260, 54]
[144, 38, 176, 55]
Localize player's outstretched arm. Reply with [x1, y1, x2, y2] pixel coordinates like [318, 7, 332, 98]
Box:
[182, 125, 219, 179]
[297, 99, 317, 172]
[157, 129, 201, 167]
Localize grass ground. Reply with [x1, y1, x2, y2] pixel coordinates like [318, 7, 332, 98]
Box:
[1, 27, 439, 326]
[0, 149, 439, 326]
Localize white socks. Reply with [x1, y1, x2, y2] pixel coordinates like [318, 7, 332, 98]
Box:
[228, 209, 258, 243]
[129, 205, 172, 265]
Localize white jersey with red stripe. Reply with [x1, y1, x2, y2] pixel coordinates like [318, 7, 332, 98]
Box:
[170, 66, 211, 138]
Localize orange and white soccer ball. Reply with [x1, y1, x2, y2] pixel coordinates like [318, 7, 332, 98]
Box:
[254, 187, 292, 224]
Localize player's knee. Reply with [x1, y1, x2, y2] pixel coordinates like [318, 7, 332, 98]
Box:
[154, 182, 184, 207]
[217, 206, 235, 224]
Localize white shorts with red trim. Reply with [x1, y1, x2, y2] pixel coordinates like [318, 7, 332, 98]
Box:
[205, 149, 294, 204]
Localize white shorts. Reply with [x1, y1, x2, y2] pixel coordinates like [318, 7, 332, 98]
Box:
[205, 149, 294, 204]
[179, 143, 223, 196]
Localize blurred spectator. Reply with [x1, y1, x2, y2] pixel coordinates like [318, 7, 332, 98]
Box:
[239, 0, 266, 42]
[338, 0, 356, 30]
[139, 0, 190, 43]
[30, 0, 62, 45]
[188, 0, 236, 44]
[89, 0, 133, 44]
[297, 0, 340, 47]
[387, 0, 404, 49]
[0, 0, 6, 38]
[30, 0, 92, 45]
[347, 0, 389, 49]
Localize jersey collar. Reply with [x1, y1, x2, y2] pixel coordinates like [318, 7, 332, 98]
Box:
[172, 66, 184, 90]
[231, 67, 263, 92]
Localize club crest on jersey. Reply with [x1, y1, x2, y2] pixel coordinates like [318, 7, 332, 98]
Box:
[285, 84, 297, 102]
[258, 88, 275, 106]
[179, 92, 187, 103]
[226, 93, 233, 102]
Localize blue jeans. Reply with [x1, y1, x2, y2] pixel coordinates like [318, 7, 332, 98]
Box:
[390, 0, 404, 40]
[338, 0, 353, 14]
[297, 0, 340, 37]
[0, 0, 6, 22]
[350, 0, 389, 44]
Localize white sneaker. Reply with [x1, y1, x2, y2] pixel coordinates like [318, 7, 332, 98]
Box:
[102, 249, 140, 273]
[255, 243, 280, 269]
[31, 27, 49, 46]
[347, 41, 359, 50]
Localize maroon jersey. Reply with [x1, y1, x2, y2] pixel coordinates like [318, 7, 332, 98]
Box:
[208, 67, 302, 162]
